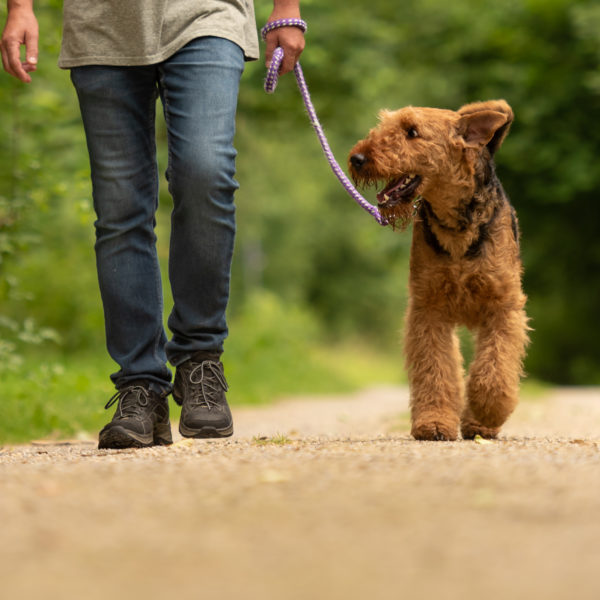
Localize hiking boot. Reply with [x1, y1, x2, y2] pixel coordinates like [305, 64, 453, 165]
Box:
[173, 354, 233, 438]
[98, 381, 173, 449]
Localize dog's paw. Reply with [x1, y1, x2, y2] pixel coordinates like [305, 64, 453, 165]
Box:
[460, 421, 500, 440]
[411, 421, 458, 442]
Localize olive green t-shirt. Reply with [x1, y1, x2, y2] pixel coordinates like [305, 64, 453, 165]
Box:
[58, 0, 260, 68]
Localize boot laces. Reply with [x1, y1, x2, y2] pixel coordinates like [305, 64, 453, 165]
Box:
[188, 361, 228, 409]
[104, 385, 150, 419]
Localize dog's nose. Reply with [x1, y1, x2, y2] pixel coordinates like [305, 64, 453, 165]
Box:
[350, 153, 367, 169]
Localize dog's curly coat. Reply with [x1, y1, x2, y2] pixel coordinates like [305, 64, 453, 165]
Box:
[349, 100, 529, 441]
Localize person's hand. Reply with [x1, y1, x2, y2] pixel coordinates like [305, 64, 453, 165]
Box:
[264, 16, 305, 75]
[1, 7, 39, 83]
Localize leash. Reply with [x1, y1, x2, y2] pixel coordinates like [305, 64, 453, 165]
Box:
[261, 19, 387, 226]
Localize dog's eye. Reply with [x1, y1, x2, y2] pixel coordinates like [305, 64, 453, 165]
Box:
[407, 127, 419, 139]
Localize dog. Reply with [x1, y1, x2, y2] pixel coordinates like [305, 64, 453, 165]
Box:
[349, 100, 529, 441]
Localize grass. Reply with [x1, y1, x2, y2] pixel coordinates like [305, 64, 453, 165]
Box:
[0, 289, 406, 444]
[0, 339, 405, 445]
[252, 434, 292, 445]
[0, 340, 553, 445]
[0, 354, 115, 444]
[520, 378, 552, 400]
[0, 284, 551, 445]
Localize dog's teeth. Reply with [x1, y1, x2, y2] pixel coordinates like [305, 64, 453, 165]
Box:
[383, 193, 390, 202]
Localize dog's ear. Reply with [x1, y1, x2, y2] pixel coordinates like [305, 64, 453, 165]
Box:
[457, 100, 514, 155]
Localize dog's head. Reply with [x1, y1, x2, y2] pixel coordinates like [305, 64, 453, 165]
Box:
[349, 100, 513, 229]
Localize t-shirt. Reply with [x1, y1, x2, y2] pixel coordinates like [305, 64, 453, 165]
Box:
[58, 0, 260, 68]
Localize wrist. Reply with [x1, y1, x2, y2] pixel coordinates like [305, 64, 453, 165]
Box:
[7, 0, 34, 11]
[270, 0, 301, 19]
[7, 4, 35, 18]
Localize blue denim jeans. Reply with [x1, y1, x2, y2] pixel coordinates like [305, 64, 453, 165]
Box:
[70, 37, 245, 392]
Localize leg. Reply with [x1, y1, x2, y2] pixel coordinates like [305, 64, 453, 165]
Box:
[405, 303, 465, 441]
[70, 65, 172, 392]
[157, 37, 244, 366]
[461, 308, 529, 439]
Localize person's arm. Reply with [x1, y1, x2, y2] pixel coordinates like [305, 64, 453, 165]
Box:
[1, 0, 38, 83]
[264, 0, 305, 75]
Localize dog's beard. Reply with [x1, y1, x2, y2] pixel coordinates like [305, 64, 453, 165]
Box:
[378, 198, 421, 231]
[350, 171, 421, 231]
[376, 175, 422, 231]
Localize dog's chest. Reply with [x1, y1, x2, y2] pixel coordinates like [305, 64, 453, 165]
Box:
[409, 254, 517, 325]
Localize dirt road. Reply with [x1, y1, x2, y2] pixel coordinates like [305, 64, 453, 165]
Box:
[1, 386, 599, 600]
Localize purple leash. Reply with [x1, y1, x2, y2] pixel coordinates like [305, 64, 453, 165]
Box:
[261, 19, 387, 226]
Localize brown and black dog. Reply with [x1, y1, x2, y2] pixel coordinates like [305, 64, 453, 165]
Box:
[349, 100, 529, 441]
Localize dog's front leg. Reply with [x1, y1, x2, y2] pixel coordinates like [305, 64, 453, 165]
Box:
[461, 308, 529, 439]
[404, 304, 465, 441]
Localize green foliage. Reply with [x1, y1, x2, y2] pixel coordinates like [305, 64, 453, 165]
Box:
[0, 3, 91, 370]
[0, 355, 114, 443]
[231, 120, 411, 346]
[0, 297, 405, 443]
[241, 0, 600, 384]
[224, 290, 404, 406]
[0, 0, 599, 443]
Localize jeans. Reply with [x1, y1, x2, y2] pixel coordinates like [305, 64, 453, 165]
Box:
[70, 37, 245, 392]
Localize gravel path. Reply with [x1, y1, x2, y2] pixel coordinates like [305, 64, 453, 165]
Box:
[1, 386, 599, 600]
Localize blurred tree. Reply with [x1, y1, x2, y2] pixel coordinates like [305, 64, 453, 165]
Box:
[239, 0, 600, 383]
[1, 0, 598, 383]
[0, 2, 97, 364]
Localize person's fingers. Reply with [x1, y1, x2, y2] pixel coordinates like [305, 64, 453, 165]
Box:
[280, 38, 304, 74]
[24, 25, 38, 69]
[0, 42, 12, 76]
[264, 28, 305, 75]
[2, 39, 30, 82]
[264, 33, 277, 69]
[1, 13, 38, 83]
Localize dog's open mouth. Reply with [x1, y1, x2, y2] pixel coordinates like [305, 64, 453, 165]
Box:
[376, 174, 422, 229]
[376, 174, 421, 207]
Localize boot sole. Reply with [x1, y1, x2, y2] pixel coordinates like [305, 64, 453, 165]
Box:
[98, 424, 173, 449]
[179, 422, 233, 439]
